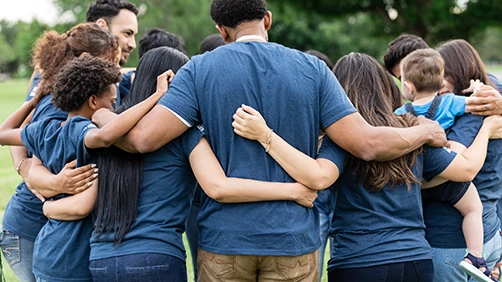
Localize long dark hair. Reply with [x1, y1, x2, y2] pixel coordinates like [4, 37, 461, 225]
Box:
[333, 53, 421, 192]
[94, 47, 190, 245]
[436, 39, 496, 96]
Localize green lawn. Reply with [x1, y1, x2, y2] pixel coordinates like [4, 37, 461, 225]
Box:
[0, 79, 330, 281]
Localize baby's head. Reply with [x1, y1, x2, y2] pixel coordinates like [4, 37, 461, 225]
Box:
[400, 49, 444, 101]
[53, 54, 122, 114]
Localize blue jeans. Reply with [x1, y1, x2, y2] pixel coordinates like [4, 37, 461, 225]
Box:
[319, 208, 333, 282]
[0, 230, 36, 282]
[328, 259, 433, 282]
[431, 231, 502, 281]
[89, 253, 187, 282]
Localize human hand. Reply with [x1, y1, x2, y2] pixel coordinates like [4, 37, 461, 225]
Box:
[293, 183, 318, 208]
[491, 261, 502, 280]
[416, 116, 448, 148]
[232, 104, 270, 144]
[482, 115, 502, 139]
[155, 70, 175, 96]
[462, 79, 484, 95]
[55, 160, 98, 194]
[465, 85, 502, 116]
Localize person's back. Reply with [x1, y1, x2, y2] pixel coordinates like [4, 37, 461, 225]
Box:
[166, 40, 354, 256]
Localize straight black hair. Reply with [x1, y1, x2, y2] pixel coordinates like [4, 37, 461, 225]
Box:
[94, 47, 189, 245]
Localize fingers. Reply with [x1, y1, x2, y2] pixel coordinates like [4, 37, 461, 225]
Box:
[63, 159, 77, 169]
[235, 107, 252, 120]
[241, 104, 257, 115]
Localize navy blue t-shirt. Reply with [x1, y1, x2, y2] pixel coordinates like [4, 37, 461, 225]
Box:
[2, 95, 67, 241]
[116, 70, 135, 107]
[24, 72, 42, 102]
[328, 146, 456, 269]
[90, 127, 204, 261]
[424, 114, 502, 248]
[159, 41, 357, 256]
[21, 116, 96, 281]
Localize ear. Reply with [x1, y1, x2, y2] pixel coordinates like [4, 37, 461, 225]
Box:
[403, 81, 415, 94]
[264, 11, 272, 31]
[216, 25, 230, 44]
[95, 18, 109, 30]
[88, 95, 98, 110]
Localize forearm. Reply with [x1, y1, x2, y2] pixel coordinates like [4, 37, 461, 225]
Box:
[455, 127, 490, 178]
[206, 178, 298, 203]
[43, 181, 97, 220]
[88, 91, 163, 148]
[260, 132, 338, 190]
[10, 146, 28, 174]
[28, 165, 65, 198]
[0, 102, 34, 146]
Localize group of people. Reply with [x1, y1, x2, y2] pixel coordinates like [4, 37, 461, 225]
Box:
[1, 0, 502, 281]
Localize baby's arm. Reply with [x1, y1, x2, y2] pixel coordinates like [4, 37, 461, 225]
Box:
[232, 105, 341, 190]
[189, 137, 318, 208]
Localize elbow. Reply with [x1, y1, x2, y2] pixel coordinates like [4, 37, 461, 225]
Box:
[135, 142, 157, 154]
[352, 146, 378, 162]
[203, 181, 228, 203]
[308, 176, 331, 191]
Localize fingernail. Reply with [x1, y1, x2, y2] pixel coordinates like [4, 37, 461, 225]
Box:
[93, 173, 98, 178]
[91, 164, 97, 168]
[94, 168, 99, 173]
[88, 182, 93, 187]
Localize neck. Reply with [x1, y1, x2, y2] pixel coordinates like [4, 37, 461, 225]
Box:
[412, 92, 437, 105]
[234, 24, 267, 42]
[67, 108, 93, 120]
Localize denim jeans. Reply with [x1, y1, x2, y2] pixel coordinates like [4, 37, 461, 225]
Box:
[89, 253, 187, 282]
[198, 249, 318, 281]
[328, 259, 433, 282]
[431, 231, 502, 282]
[318, 208, 333, 282]
[0, 230, 36, 282]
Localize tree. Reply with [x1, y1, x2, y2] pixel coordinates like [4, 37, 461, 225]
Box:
[275, 0, 502, 45]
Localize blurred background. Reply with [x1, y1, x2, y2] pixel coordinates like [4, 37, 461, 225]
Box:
[0, 0, 501, 79]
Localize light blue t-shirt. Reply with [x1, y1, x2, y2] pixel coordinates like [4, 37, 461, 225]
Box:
[2, 95, 67, 241]
[328, 146, 456, 269]
[21, 116, 96, 281]
[90, 127, 204, 261]
[159, 41, 357, 256]
[394, 93, 466, 129]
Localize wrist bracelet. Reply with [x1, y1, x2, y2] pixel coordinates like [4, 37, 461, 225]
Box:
[15, 157, 28, 175]
[265, 129, 273, 153]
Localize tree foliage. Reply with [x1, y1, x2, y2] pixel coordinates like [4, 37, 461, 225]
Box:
[0, 0, 501, 77]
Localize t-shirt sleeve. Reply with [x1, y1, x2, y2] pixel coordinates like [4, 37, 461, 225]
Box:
[488, 73, 502, 93]
[447, 114, 483, 147]
[449, 95, 466, 117]
[394, 105, 408, 115]
[158, 59, 200, 127]
[24, 72, 42, 102]
[317, 136, 346, 175]
[68, 118, 98, 167]
[319, 64, 358, 130]
[422, 145, 457, 182]
[20, 121, 43, 158]
[181, 125, 206, 157]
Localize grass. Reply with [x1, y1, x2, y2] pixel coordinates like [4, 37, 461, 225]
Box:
[0, 79, 330, 281]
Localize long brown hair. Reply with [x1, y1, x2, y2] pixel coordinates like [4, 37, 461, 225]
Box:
[436, 39, 495, 96]
[32, 23, 119, 104]
[333, 53, 421, 192]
